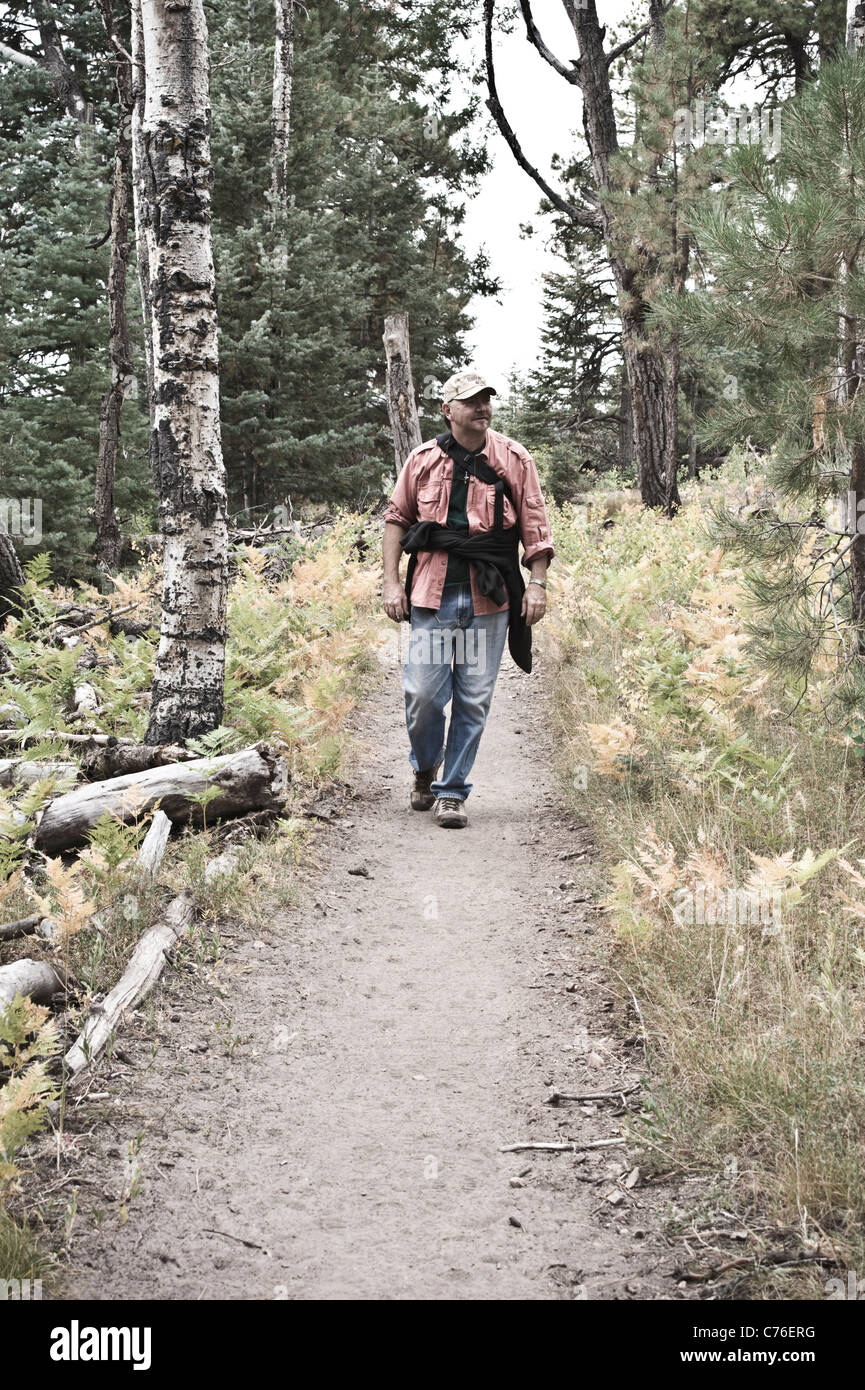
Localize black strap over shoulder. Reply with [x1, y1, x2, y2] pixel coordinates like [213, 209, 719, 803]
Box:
[436, 431, 518, 535]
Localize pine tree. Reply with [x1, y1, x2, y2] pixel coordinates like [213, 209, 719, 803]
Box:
[0, 3, 151, 577]
[209, 0, 495, 518]
[659, 49, 865, 745]
[0, 0, 493, 568]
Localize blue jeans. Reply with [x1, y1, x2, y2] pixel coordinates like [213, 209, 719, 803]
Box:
[403, 582, 510, 801]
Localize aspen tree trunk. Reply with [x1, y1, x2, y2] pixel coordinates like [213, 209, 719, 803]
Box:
[131, 0, 155, 421]
[382, 313, 422, 472]
[140, 0, 229, 745]
[94, 2, 135, 571]
[262, 0, 296, 506]
[271, 0, 295, 207]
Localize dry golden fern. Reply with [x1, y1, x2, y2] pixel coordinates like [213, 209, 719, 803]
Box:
[585, 717, 642, 779]
[27, 857, 95, 946]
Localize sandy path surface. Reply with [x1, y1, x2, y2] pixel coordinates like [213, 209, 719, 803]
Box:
[62, 633, 677, 1301]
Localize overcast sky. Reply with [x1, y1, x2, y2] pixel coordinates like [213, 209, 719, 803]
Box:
[459, 1, 636, 394]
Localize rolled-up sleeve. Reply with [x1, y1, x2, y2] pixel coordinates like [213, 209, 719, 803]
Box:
[382, 453, 418, 529]
[517, 450, 555, 567]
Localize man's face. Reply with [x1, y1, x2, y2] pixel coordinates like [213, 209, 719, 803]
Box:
[444, 388, 493, 433]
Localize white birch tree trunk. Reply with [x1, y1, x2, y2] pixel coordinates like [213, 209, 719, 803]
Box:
[140, 0, 229, 745]
[271, 0, 295, 208]
[131, 0, 155, 422]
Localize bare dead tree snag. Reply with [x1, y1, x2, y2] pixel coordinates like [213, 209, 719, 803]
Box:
[382, 313, 422, 472]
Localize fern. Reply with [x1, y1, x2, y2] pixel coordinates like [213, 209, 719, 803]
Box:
[185, 725, 242, 757]
[0, 996, 59, 1193]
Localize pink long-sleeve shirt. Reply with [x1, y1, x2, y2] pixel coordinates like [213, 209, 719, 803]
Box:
[382, 428, 555, 614]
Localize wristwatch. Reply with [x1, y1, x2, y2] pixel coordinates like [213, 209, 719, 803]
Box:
[528, 578, 547, 589]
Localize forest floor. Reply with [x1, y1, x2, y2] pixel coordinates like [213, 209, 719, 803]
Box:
[41, 627, 692, 1301]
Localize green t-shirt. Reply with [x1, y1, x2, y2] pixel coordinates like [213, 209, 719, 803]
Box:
[443, 465, 471, 586]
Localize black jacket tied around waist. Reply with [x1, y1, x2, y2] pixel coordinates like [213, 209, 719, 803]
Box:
[401, 437, 532, 673]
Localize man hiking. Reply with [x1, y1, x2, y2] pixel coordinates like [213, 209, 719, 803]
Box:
[381, 369, 555, 828]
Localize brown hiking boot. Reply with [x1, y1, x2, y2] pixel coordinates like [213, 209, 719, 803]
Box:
[411, 764, 440, 811]
[433, 796, 468, 829]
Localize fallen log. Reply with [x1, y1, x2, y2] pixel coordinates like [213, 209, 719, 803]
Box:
[80, 742, 196, 781]
[0, 731, 135, 748]
[0, 913, 43, 942]
[0, 958, 64, 1005]
[34, 742, 288, 854]
[0, 758, 79, 790]
[64, 893, 194, 1077]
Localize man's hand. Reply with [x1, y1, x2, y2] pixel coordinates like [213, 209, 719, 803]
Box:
[521, 582, 547, 627]
[382, 578, 409, 623]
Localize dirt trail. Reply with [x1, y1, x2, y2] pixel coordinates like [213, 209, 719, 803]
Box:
[62, 632, 678, 1301]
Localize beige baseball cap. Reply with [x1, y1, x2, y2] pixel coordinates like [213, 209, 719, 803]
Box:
[440, 369, 497, 403]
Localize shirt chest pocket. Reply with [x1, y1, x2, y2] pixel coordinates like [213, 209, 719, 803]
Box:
[417, 480, 442, 520]
[480, 482, 518, 530]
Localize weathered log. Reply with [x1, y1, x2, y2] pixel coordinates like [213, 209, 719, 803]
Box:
[0, 913, 44, 942]
[0, 730, 135, 748]
[0, 958, 64, 1005]
[80, 741, 196, 781]
[0, 758, 79, 789]
[34, 742, 288, 854]
[65, 893, 194, 1077]
[136, 809, 172, 885]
